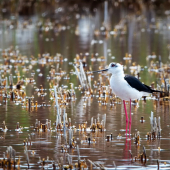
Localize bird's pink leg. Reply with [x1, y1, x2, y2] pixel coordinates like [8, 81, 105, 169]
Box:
[123, 100, 128, 122]
[125, 120, 128, 137]
[129, 99, 132, 123]
[123, 100, 128, 135]
[129, 99, 132, 136]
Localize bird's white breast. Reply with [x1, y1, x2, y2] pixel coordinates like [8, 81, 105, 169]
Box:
[110, 75, 144, 101]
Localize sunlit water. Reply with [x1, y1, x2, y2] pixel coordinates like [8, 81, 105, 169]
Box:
[0, 1, 170, 169]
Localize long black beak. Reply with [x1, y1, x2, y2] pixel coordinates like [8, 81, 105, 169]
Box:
[93, 69, 108, 73]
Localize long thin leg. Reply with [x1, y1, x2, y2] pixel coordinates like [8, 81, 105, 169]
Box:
[123, 100, 128, 135]
[129, 99, 132, 123]
[125, 120, 128, 137]
[123, 100, 128, 123]
[129, 99, 132, 136]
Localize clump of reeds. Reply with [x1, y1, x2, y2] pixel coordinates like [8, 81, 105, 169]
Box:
[147, 111, 161, 140]
[0, 146, 16, 169]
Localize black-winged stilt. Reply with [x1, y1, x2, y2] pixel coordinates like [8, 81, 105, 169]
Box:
[93, 63, 161, 135]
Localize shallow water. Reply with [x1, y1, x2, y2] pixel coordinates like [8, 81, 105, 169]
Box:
[0, 1, 170, 169]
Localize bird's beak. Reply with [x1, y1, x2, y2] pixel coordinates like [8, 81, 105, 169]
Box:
[93, 69, 108, 73]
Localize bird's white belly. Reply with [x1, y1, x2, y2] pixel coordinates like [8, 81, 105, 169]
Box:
[110, 77, 143, 101]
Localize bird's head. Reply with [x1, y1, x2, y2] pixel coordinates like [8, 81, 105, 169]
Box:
[93, 63, 123, 75]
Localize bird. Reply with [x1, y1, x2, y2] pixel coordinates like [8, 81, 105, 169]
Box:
[93, 62, 161, 135]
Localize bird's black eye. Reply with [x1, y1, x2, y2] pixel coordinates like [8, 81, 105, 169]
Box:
[111, 63, 115, 67]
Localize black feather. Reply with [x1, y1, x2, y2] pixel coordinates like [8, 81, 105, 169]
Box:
[124, 75, 159, 93]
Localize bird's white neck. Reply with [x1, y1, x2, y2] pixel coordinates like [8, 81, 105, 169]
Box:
[111, 71, 125, 79]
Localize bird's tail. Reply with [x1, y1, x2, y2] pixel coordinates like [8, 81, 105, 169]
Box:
[152, 89, 162, 93]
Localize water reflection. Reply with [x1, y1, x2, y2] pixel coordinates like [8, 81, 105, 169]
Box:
[77, 17, 91, 49]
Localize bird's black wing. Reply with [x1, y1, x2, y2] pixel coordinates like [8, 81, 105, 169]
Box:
[143, 84, 161, 93]
[124, 75, 153, 93]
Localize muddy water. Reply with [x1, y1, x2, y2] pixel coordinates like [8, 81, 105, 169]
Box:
[0, 1, 170, 169]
